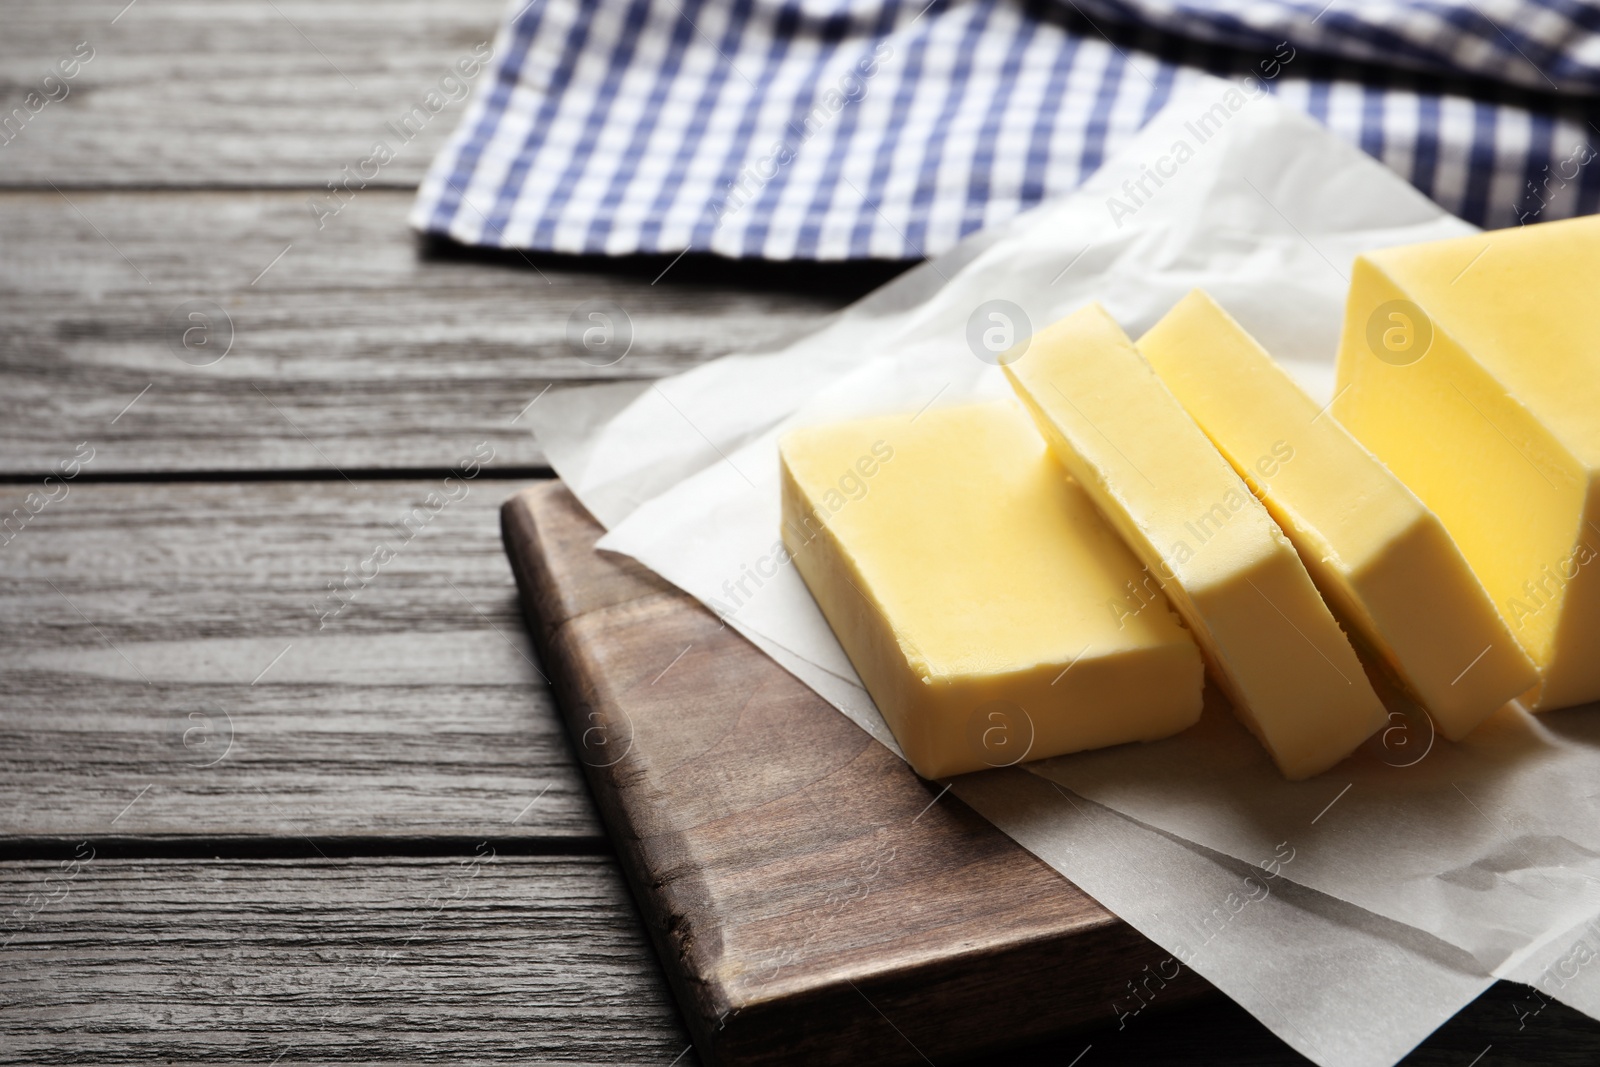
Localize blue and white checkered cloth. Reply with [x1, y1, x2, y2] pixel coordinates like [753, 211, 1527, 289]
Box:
[412, 0, 1600, 260]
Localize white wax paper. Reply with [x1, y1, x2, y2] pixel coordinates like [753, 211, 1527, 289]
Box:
[1031, 692, 1600, 974]
[529, 78, 1600, 1065]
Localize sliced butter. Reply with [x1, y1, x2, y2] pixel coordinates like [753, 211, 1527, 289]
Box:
[779, 400, 1204, 780]
[1004, 303, 1386, 779]
[1141, 290, 1537, 740]
[1335, 215, 1600, 712]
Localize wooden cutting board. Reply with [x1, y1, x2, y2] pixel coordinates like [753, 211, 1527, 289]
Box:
[501, 482, 1213, 1066]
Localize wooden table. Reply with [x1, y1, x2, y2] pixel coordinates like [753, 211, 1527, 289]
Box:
[5, 3, 1600, 1063]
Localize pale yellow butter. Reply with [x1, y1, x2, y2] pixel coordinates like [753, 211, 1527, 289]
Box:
[1335, 215, 1600, 711]
[1005, 303, 1386, 779]
[779, 400, 1204, 780]
[1142, 290, 1537, 740]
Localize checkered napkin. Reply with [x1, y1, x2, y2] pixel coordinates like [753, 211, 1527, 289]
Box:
[412, 0, 1600, 260]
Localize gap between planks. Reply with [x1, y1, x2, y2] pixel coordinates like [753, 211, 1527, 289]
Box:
[0, 834, 614, 863]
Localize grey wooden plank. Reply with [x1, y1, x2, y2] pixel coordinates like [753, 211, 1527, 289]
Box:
[0, 0, 506, 187]
[1, 857, 1592, 1067]
[0, 854, 698, 1065]
[0, 189, 847, 475]
[0, 479, 603, 841]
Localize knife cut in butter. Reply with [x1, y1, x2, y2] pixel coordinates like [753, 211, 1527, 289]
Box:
[1004, 303, 1386, 779]
[1141, 290, 1538, 741]
[1335, 215, 1600, 712]
[778, 400, 1204, 780]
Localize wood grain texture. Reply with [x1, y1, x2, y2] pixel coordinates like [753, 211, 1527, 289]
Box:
[0, 0, 505, 187]
[4, 853, 1594, 1066]
[0, 189, 851, 475]
[0, 479, 605, 842]
[0, 854, 698, 1065]
[502, 482, 1217, 1067]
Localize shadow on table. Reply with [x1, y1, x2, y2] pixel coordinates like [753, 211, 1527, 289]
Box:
[961, 980, 1598, 1066]
[418, 234, 918, 303]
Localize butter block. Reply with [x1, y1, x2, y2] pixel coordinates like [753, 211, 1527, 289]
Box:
[1335, 215, 1600, 711]
[1005, 304, 1386, 779]
[779, 400, 1204, 780]
[1142, 291, 1538, 740]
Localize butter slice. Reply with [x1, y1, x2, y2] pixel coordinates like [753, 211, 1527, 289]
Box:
[1141, 291, 1537, 740]
[1335, 216, 1600, 711]
[1005, 304, 1386, 779]
[779, 400, 1204, 780]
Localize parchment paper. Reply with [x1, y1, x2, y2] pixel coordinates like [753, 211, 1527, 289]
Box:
[530, 78, 1600, 1065]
